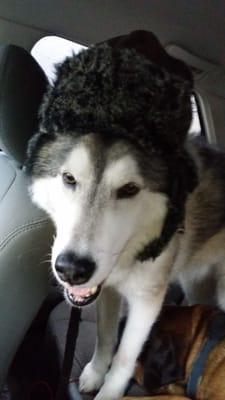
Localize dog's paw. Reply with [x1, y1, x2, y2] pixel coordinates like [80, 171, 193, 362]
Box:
[93, 362, 131, 400]
[79, 362, 105, 393]
[93, 381, 123, 400]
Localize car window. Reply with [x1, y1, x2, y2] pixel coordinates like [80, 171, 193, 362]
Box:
[190, 96, 202, 137]
[31, 36, 202, 137]
[31, 36, 87, 83]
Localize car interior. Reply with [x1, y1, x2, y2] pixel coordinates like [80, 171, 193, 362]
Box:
[0, 1, 225, 399]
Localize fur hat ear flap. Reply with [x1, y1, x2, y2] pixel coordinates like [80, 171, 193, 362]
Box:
[105, 30, 193, 149]
[106, 30, 193, 86]
[25, 131, 55, 176]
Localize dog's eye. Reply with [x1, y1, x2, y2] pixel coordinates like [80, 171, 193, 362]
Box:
[62, 172, 77, 187]
[117, 182, 140, 199]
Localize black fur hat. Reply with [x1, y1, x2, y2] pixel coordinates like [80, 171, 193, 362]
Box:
[39, 30, 193, 153]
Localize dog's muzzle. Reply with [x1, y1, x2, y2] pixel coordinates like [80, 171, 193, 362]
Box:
[55, 251, 101, 307]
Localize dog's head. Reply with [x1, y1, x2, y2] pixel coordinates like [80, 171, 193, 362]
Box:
[26, 31, 196, 307]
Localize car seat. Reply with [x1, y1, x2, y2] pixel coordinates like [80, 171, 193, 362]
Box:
[0, 44, 54, 389]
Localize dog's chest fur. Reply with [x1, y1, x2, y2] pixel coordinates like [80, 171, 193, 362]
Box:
[105, 235, 178, 302]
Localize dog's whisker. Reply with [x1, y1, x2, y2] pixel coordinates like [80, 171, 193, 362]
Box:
[40, 259, 52, 265]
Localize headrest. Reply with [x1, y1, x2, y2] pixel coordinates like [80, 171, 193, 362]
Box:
[0, 44, 48, 165]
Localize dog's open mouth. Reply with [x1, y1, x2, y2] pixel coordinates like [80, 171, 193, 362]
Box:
[65, 284, 102, 307]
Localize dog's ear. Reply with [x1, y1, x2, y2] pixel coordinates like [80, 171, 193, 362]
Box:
[140, 332, 185, 392]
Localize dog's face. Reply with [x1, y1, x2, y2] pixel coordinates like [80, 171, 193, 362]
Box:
[28, 133, 169, 306]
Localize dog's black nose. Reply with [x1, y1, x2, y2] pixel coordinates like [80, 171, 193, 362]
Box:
[55, 252, 96, 285]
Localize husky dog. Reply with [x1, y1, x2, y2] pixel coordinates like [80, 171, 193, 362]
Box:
[26, 31, 225, 400]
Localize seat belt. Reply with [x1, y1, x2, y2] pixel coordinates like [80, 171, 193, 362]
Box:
[55, 307, 82, 400]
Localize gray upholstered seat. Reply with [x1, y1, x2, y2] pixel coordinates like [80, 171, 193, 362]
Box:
[0, 44, 53, 390]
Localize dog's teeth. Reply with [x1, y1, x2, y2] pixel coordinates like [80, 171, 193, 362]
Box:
[76, 296, 83, 302]
[91, 286, 97, 294]
[69, 293, 74, 300]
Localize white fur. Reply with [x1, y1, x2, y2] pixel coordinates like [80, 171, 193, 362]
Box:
[104, 155, 144, 188]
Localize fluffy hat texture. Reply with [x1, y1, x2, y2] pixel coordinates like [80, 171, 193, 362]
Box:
[39, 30, 193, 153]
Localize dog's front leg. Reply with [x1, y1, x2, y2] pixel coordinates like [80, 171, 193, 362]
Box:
[94, 293, 164, 400]
[79, 286, 121, 393]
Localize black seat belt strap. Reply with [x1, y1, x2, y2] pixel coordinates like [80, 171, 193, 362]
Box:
[55, 307, 81, 400]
